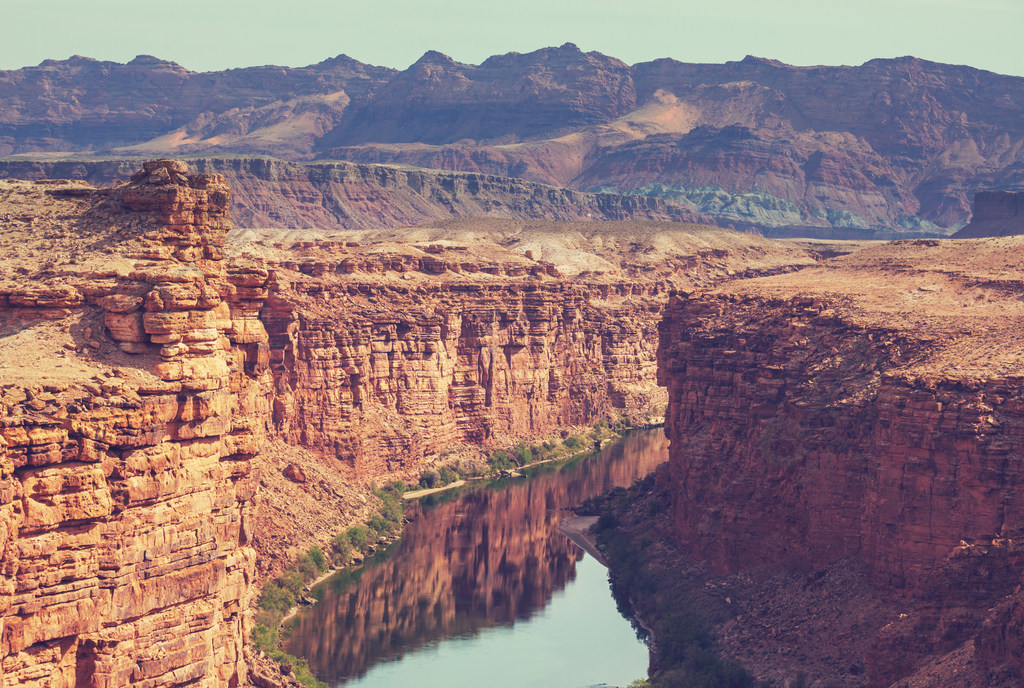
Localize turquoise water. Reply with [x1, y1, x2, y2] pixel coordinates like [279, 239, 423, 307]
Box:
[285, 429, 669, 688]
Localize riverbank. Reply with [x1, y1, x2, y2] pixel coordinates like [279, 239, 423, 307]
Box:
[558, 515, 607, 566]
[403, 423, 663, 501]
[282, 428, 668, 688]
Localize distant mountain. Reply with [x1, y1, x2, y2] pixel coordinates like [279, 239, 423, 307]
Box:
[4, 45, 1024, 235]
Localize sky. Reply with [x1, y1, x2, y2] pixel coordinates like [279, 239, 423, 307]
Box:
[4, 0, 1024, 76]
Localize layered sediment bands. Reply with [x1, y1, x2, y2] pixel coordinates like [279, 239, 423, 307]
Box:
[0, 162, 818, 685]
[0, 158, 709, 231]
[952, 190, 1024, 238]
[0, 161, 271, 686]
[656, 238, 1024, 685]
[263, 276, 663, 477]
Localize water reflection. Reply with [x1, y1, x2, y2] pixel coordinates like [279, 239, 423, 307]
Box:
[285, 429, 668, 684]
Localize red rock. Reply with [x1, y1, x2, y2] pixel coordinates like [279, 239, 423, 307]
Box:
[282, 463, 306, 483]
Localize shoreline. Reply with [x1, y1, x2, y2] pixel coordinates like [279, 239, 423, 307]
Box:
[279, 563, 347, 626]
[558, 515, 607, 567]
[402, 424, 665, 502]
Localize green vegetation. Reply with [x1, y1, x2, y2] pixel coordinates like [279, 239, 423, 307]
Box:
[252, 482, 408, 688]
[251, 624, 327, 688]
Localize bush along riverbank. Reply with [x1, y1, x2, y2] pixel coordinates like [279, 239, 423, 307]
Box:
[582, 470, 777, 688]
[405, 415, 648, 499]
[250, 483, 406, 688]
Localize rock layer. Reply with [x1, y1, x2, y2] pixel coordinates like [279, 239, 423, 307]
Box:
[0, 158, 709, 231]
[6, 50, 1024, 232]
[0, 161, 271, 687]
[657, 239, 1024, 685]
[0, 162, 821, 685]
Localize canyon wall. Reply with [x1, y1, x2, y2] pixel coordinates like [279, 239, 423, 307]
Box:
[952, 190, 1024, 238]
[0, 158, 708, 231]
[263, 276, 663, 478]
[656, 240, 1024, 685]
[0, 162, 271, 686]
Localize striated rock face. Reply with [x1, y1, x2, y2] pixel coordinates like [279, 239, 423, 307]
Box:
[0, 161, 271, 686]
[656, 239, 1024, 685]
[264, 279, 661, 477]
[241, 217, 814, 479]
[952, 190, 1024, 238]
[0, 158, 709, 231]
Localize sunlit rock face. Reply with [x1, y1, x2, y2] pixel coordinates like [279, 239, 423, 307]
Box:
[0, 159, 818, 686]
[0, 160, 270, 687]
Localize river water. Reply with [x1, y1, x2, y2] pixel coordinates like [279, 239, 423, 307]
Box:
[285, 428, 669, 688]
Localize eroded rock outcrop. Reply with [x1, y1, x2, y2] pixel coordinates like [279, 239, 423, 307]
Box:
[0, 160, 271, 686]
[657, 239, 1024, 686]
[952, 190, 1024, 238]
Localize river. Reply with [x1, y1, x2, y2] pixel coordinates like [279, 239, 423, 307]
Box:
[284, 428, 669, 688]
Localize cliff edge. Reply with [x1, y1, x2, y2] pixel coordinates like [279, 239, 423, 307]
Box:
[658, 237, 1024, 686]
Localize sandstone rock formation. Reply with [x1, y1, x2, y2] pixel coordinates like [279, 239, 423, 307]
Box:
[5, 47, 1024, 233]
[0, 161, 271, 686]
[657, 238, 1024, 686]
[952, 190, 1024, 238]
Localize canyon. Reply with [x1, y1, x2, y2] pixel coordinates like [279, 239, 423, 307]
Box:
[0, 161, 816, 686]
[657, 237, 1024, 686]
[4, 47, 1024, 234]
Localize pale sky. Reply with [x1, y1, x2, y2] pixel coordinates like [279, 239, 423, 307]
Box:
[4, 0, 1024, 76]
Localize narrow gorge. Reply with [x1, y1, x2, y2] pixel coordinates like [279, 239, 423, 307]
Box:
[4, 158, 1022, 687]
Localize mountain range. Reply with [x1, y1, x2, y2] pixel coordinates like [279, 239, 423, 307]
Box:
[4, 44, 1024, 235]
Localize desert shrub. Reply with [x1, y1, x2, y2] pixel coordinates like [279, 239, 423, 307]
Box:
[258, 581, 294, 613]
[514, 444, 533, 465]
[488, 450, 514, 472]
[374, 488, 404, 525]
[347, 525, 370, 550]
[419, 469, 440, 489]
[307, 546, 327, 573]
[438, 466, 458, 485]
[564, 436, 582, 450]
[597, 511, 619, 531]
[368, 513, 396, 536]
[330, 533, 352, 561]
[276, 570, 304, 597]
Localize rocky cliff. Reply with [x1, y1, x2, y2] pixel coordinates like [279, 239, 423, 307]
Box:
[6, 47, 1024, 233]
[952, 190, 1024, 238]
[657, 238, 1024, 685]
[0, 161, 271, 686]
[0, 158, 709, 230]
